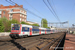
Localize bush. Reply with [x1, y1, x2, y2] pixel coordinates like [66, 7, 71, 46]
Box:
[21, 21, 31, 25]
[0, 19, 4, 32]
[32, 24, 39, 27]
[21, 21, 39, 27]
[0, 17, 40, 32]
[0, 17, 20, 32]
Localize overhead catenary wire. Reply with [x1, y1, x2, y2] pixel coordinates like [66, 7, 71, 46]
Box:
[43, 0, 59, 21]
[47, 0, 60, 22]
[6, 0, 43, 19]
[52, 0, 58, 16]
[6, 0, 65, 28]
[24, 0, 46, 18]
[5, 0, 49, 25]
[26, 9, 43, 19]
[43, 0, 65, 27]
[47, 0, 63, 27]
[5, 0, 14, 5]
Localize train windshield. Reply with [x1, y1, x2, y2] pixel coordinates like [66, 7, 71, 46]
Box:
[11, 24, 20, 30]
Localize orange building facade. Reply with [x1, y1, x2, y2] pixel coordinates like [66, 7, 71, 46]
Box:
[0, 4, 27, 23]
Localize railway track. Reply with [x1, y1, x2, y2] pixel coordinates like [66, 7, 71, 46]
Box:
[0, 33, 65, 50]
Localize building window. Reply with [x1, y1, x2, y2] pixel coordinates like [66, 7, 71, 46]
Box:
[9, 14, 12, 17]
[10, 9, 13, 12]
[25, 12, 26, 14]
[9, 17, 12, 20]
[0, 15, 1, 18]
[23, 11, 24, 13]
[20, 14, 22, 16]
[3, 11, 5, 14]
[23, 15, 24, 17]
[20, 18, 21, 21]
[25, 16, 26, 18]
[20, 10, 22, 12]
[10, 14, 12, 17]
[0, 11, 2, 14]
[25, 20, 26, 22]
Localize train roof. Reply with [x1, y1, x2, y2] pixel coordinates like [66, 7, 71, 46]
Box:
[11, 24, 50, 29]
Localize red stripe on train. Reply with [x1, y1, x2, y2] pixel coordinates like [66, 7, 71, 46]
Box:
[30, 28, 32, 35]
[23, 32, 25, 34]
[39, 29, 41, 34]
[19, 24, 22, 34]
[45, 29, 46, 34]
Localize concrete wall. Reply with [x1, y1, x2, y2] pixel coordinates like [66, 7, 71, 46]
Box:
[0, 32, 10, 36]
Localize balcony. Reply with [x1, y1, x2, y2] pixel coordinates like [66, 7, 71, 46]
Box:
[0, 11, 2, 14]
[9, 16, 12, 18]
[9, 11, 27, 16]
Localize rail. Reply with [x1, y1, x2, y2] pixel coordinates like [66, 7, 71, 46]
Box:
[40, 34, 64, 50]
[54, 33, 65, 50]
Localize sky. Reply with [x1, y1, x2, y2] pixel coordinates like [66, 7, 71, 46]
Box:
[0, 0, 75, 27]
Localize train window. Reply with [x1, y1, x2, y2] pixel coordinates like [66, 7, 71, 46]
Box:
[12, 24, 20, 30]
[25, 27, 28, 30]
[41, 30, 45, 31]
[22, 27, 29, 32]
[32, 26, 39, 29]
[32, 29, 39, 33]
[46, 30, 50, 32]
[22, 27, 24, 31]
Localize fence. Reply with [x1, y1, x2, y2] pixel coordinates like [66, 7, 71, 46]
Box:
[0, 32, 10, 36]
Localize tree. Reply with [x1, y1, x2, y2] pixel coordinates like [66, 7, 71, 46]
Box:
[8, 19, 20, 32]
[21, 21, 39, 27]
[32, 24, 39, 27]
[47, 27, 50, 29]
[0, 19, 4, 32]
[21, 21, 27, 24]
[41, 18, 48, 28]
[9, 19, 19, 24]
[21, 21, 31, 25]
[0, 17, 9, 32]
[0, 17, 20, 32]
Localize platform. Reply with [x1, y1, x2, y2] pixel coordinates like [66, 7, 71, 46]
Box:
[64, 34, 75, 50]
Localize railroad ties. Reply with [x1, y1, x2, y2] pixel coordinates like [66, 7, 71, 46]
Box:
[0, 32, 66, 50]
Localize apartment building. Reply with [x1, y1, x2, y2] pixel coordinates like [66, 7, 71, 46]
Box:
[0, 4, 27, 23]
[0, 4, 39, 25]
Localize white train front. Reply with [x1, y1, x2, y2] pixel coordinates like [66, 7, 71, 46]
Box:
[10, 24, 54, 38]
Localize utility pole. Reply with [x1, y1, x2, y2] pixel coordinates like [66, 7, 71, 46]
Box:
[42, 20, 43, 27]
[68, 21, 69, 34]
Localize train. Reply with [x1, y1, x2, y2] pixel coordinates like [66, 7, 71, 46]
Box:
[9, 24, 55, 38]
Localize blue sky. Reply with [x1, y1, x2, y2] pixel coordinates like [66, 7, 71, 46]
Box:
[0, 0, 75, 27]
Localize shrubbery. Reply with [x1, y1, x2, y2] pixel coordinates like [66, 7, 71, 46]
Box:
[21, 21, 39, 26]
[21, 21, 31, 25]
[0, 17, 19, 32]
[0, 17, 39, 32]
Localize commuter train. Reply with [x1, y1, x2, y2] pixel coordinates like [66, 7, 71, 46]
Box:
[10, 24, 55, 38]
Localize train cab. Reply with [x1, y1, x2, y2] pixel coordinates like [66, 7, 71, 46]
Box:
[10, 24, 21, 38]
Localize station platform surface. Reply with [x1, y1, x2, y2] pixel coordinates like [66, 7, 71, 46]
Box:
[64, 34, 75, 50]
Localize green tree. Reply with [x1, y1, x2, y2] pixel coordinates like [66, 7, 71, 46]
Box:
[47, 27, 50, 29]
[0, 17, 9, 32]
[32, 24, 39, 27]
[21, 21, 27, 24]
[0, 19, 4, 32]
[8, 19, 20, 32]
[21, 21, 39, 27]
[21, 21, 31, 25]
[0, 17, 20, 32]
[41, 18, 48, 28]
[9, 19, 19, 24]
